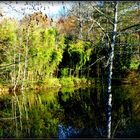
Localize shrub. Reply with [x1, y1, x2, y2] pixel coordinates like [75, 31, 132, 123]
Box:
[59, 77, 74, 87]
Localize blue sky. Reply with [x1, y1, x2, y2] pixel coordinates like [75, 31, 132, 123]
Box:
[0, 1, 72, 20]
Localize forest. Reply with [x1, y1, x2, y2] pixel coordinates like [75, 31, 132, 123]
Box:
[0, 1, 140, 91]
[0, 1, 140, 138]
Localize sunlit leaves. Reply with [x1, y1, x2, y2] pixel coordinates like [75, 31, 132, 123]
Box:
[25, 26, 65, 79]
[0, 19, 18, 44]
[68, 40, 92, 68]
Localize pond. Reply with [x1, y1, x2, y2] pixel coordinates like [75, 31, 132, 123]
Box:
[0, 84, 140, 138]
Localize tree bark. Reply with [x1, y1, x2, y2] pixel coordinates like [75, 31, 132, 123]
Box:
[106, 2, 118, 138]
[78, 2, 83, 39]
[22, 28, 29, 90]
[13, 53, 16, 88]
[13, 53, 21, 91]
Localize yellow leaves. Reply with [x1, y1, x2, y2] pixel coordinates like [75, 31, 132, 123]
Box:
[58, 35, 65, 50]
[57, 16, 77, 34]
[68, 39, 93, 68]
[21, 12, 51, 29]
[69, 40, 84, 52]
[76, 40, 84, 49]
[0, 19, 18, 44]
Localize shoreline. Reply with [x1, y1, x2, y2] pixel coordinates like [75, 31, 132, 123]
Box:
[0, 75, 140, 96]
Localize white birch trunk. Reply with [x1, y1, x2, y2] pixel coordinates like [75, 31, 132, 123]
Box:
[13, 53, 21, 91]
[22, 28, 29, 90]
[106, 2, 118, 138]
[13, 50, 16, 88]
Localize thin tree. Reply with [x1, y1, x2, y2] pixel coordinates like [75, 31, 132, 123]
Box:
[106, 1, 118, 138]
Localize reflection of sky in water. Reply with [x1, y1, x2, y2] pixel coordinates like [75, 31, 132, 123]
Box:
[58, 124, 80, 139]
[0, 1, 72, 20]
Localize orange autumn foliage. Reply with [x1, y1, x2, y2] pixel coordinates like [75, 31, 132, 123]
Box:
[56, 16, 77, 35]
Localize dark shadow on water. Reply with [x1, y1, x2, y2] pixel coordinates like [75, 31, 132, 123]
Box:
[0, 85, 140, 138]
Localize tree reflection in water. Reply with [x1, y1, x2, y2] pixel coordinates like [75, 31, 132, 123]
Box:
[0, 85, 140, 138]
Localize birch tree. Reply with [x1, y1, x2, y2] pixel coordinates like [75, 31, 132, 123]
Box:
[106, 2, 118, 138]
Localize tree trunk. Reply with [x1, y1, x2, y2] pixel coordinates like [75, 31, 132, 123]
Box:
[106, 2, 118, 138]
[13, 53, 16, 89]
[13, 53, 21, 91]
[22, 28, 29, 90]
[78, 2, 83, 39]
[22, 45, 28, 90]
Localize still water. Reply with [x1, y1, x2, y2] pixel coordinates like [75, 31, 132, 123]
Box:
[0, 85, 140, 138]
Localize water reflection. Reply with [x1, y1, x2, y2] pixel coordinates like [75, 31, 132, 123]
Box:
[0, 85, 140, 138]
[58, 124, 80, 139]
[105, 91, 112, 138]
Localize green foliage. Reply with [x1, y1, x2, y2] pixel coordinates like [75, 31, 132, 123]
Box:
[130, 57, 140, 70]
[114, 31, 139, 76]
[0, 19, 17, 44]
[0, 18, 66, 86]
[60, 87, 75, 93]
[27, 26, 65, 80]
[0, 2, 140, 88]
[68, 40, 92, 69]
[43, 78, 61, 87]
[72, 77, 87, 86]
[60, 77, 74, 87]
[60, 68, 69, 77]
[59, 77, 88, 88]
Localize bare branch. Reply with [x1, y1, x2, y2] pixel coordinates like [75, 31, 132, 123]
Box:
[2, 1, 24, 15]
[87, 56, 105, 68]
[120, 23, 140, 32]
[91, 5, 114, 25]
